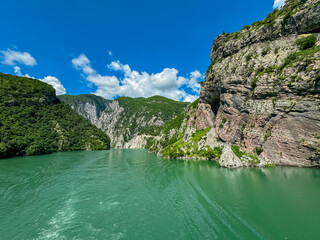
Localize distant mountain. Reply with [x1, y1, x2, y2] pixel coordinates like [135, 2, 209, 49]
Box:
[0, 73, 110, 159]
[58, 94, 112, 125]
[58, 0, 320, 168]
[59, 94, 189, 148]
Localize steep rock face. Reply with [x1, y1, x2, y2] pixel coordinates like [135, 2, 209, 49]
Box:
[193, 0, 320, 167]
[58, 94, 111, 125]
[97, 96, 189, 147]
[60, 95, 189, 148]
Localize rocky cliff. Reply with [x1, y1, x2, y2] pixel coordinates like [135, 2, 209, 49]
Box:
[58, 94, 111, 125]
[59, 95, 189, 148]
[59, 0, 320, 168]
[163, 0, 320, 167]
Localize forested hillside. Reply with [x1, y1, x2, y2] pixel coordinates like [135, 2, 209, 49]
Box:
[0, 73, 110, 159]
[60, 94, 189, 148]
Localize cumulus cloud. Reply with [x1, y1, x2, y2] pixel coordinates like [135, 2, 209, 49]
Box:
[108, 50, 112, 56]
[273, 0, 285, 8]
[184, 95, 199, 103]
[1, 49, 37, 66]
[39, 76, 66, 95]
[72, 54, 96, 75]
[13, 66, 22, 75]
[72, 54, 202, 102]
[0, 48, 66, 95]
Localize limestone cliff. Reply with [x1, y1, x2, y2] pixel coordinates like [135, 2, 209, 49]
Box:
[59, 95, 189, 148]
[59, 0, 320, 168]
[58, 94, 111, 125]
[188, 0, 320, 167]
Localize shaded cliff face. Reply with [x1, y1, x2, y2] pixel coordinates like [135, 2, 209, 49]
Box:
[57, 0, 320, 168]
[58, 94, 111, 125]
[60, 95, 189, 148]
[193, 0, 320, 167]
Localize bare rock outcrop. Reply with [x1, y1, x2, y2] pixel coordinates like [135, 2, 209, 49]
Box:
[194, 0, 320, 167]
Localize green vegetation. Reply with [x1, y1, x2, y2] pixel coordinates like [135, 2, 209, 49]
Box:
[251, 0, 308, 29]
[254, 65, 280, 82]
[161, 128, 223, 160]
[295, 34, 317, 50]
[261, 47, 270, 56]
[245, 54, 253, 62]
[251, 8, 279, 28]
[117, 95, 189, 123]
[231, 145, 242, 159]
[0, 73, 110, 159]
[265, 163, 275, 167]
[255, 146, 263, 155]
[101, 95, 189, 143]
[251, 78, 258, 89]
[231, 145, 260, 164]
[315, 74, 320, 88]
[242, 25, 250, 31]
[219, 0, 311, 47]
[192, 128, 211, 143]
[206, 62, 214, 77]
[272, 45, 320, 74]
[264, 130, 272, 141]
[190, 98, 199, 109]
[146, 100, 200, 153]
[219, 117, 227, 128]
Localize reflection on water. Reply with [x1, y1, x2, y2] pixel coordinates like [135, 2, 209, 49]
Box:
[0, 149, 319, 240]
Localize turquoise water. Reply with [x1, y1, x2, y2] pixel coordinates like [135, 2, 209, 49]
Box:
[0, 149, 319, 239]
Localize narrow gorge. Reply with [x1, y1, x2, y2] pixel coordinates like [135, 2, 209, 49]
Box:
[60, 0, 320, 168]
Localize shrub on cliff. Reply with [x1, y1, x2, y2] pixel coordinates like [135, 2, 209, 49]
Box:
[295, 34, 317, 50]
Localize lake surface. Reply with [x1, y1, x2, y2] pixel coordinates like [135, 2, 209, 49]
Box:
[0, 149, 319, 240]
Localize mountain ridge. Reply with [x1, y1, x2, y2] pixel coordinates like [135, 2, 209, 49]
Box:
[0, 73, 110, 159]
[10, 0, 319, 168]
[58, 94, 189, 148]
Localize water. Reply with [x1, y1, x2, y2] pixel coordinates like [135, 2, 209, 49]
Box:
[0, 149, 319, 240]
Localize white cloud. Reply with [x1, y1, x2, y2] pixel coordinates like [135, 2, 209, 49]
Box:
[72, 54, 202, 102]
[108, 50, 112, 56]
[188, 70, 202, 93]
[184, 95, 199, 103]
[71, 53, 96, 75]
[273, 0, 285, 8]
[12, 63, 35, 79]
[1, 49, 37, 66]
[14, 66, 22, 75]
[0, 48, 66, 95]
[39, 76, 66, 95]
[24, 73, 35, 79]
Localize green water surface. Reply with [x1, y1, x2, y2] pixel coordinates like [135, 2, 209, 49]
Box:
[0, 149, 319, 239]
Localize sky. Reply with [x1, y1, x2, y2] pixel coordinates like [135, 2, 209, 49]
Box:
[0, 0, 285, 102]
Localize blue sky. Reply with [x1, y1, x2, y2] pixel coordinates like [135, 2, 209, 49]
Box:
[0, 0, 284, 101]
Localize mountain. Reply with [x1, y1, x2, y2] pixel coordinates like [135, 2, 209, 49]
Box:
[0, 73, 110, 159]
[58, 0, 320, 168]
[153, 0, 320, 167]
[58, 95, 189, 148]
[58, 94, 112, 125]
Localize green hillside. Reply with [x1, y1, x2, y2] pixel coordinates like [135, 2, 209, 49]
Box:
[59, 93, 191, 147]
[116, 95, 189, 123]
[0, 73, 110, 159]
